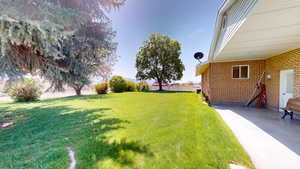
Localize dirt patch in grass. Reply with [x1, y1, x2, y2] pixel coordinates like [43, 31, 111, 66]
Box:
[230, 161, 249, 169]
[0, 122, 14, 128]
[0, 121, 13, 129]
[0, 111, 25, 129]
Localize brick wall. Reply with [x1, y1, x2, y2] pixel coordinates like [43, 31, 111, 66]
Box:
[209, 60, 265, 104]
[201, 65, 211, 100]
[265, 48, 300, 109]
[200, 49, 300, 107]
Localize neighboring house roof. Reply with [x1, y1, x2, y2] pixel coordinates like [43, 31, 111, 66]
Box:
[152, 82, 169, 86]
[197, 0, 300, 75]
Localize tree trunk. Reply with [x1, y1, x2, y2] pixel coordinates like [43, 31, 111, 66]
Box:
[75, 88, 81, 96]
[44, 83, 54, 93]
[158, 80, 163, 91]
[73, 85, 84, 96]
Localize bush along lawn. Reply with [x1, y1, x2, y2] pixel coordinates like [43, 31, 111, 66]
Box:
[0, 92, 254, 169]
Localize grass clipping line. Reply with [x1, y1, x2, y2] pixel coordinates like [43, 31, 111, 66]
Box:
[67, 147, 76, 169]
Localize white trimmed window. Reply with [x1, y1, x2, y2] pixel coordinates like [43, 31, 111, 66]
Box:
[222, 13, 227, 29]
[232, 65, 249, 79]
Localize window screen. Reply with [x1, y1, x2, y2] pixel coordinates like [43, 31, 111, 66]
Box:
[240, 66, 249, 78]
[222, 14, 227, 29]
[232, 65, 249, 79]
[232, 66, 240, 79]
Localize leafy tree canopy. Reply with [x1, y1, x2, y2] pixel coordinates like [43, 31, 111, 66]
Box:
[136, 33, 185, 90]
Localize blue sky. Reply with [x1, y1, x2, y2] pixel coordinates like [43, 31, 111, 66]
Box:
[109, 0, 223, 82]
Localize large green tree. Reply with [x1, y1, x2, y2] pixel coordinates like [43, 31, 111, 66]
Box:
[136, 33, 185, 91]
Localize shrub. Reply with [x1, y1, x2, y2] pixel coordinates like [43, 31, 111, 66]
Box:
[136, 81, 150, 92]
[109, 76, 127, 93]
[4, 78, 43, 102]
[95, 83, 108, 94]
[126, 81, 137, 92]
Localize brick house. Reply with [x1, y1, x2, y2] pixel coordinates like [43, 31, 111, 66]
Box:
[196, 0, 300, 110]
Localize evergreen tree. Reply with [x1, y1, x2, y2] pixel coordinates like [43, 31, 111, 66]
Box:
[42, 22, 117, 95]
[0, 0, 124, 30]
[0, 0, 123, 95]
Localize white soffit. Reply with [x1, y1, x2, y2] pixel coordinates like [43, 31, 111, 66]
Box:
[214, 0, 300, 62]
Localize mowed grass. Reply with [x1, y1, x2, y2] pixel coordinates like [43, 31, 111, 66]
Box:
[0, 92, 254, 169]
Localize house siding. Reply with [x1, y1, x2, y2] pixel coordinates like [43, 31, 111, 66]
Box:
[215, 0, 258, 56]
[265, 48, 300, 109]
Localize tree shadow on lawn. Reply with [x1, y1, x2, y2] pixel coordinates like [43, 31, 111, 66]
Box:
[0, 99, 153, 168]
[0, 94, 112, 107]
[79, 137, 153, 168]
[27, 94, 111, 104]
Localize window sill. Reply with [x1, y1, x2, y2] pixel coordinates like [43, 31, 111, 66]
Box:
[232, 78, 250, 80]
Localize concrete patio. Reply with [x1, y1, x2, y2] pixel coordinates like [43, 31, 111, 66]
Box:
[215, 106, 300, 169]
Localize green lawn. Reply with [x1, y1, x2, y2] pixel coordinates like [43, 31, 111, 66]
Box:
[0, 92, 254, 169]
